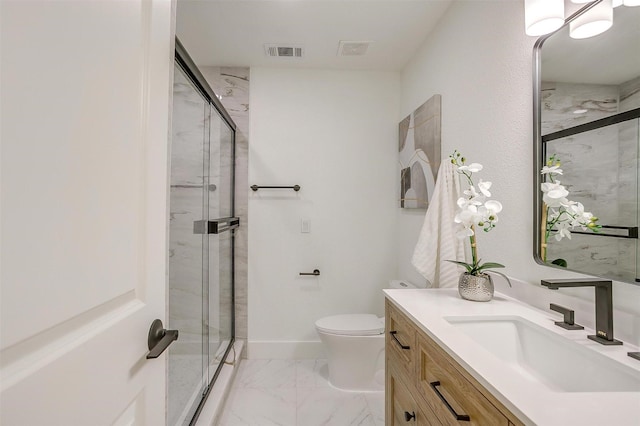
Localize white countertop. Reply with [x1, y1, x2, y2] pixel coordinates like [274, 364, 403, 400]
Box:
[384, 288, 640, 426]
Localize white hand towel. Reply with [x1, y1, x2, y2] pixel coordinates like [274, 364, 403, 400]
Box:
[411, 161, 467, 288]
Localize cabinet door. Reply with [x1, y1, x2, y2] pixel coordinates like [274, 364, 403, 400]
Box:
[386, 301, 416, 379]
[387, 365, 441, 426]
[415, 333, 509, 426]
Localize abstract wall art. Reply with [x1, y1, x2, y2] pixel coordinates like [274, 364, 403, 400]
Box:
[399, 94, 441, 209]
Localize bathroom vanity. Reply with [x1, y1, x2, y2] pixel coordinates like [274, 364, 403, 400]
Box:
[384, 289, 640, 426]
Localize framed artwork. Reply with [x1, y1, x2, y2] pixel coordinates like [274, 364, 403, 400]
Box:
[399, 94, 441, 209]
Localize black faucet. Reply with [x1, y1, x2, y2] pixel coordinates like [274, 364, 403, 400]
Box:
[540, 278, 622, 345]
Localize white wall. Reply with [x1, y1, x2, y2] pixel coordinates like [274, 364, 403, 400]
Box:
[248, 67, 400, 358]
[398, 0, 640, 345]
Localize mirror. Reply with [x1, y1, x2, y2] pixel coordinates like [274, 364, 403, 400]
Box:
[533, 2, 640, 284]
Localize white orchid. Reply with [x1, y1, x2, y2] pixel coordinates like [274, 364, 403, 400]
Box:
[541, 165, 563, 176]
[541, 154, 600, 263]
[447, 150, 511, 286]
[554, 222, 572, 241]
[478, 180, 492, 197]
[458, 163, 483, 173]
[541, 181, 570, 208]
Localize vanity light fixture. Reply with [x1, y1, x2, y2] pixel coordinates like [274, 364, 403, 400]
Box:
[524, 0, 565, 36]
[570, 0, 614, 39]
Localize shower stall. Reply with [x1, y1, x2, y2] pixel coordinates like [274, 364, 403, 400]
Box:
[168, 40, 237, 426]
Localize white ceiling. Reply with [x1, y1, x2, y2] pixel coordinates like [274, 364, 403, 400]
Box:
[176, 0, 454, 71]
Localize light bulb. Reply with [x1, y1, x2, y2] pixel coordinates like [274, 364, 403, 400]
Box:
[570, 0, 613, 39]
[525, 0, 565, 36]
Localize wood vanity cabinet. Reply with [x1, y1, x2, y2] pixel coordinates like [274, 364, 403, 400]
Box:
[385, 300, 524, 426]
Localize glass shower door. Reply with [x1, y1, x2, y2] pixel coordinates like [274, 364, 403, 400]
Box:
[168, 63, 208, 426]
[207, 107, 235, 382]
[168, 46, 237, 425]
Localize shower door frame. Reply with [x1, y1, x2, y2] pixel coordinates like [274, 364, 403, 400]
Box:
[173, 38, 237, 426]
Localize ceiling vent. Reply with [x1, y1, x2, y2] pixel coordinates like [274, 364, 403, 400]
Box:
[264, 44, 304, 58]
[337, 41, 371, 56]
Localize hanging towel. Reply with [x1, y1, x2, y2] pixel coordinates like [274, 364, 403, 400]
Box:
[411, 161, 467, 288]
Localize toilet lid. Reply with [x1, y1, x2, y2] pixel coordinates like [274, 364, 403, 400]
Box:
[315, 314, 384, 336]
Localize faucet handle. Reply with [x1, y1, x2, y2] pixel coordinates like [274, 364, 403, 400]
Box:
[550, 304, 584, 330]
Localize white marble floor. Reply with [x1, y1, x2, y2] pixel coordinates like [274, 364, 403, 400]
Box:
[216, 359, 385, 426]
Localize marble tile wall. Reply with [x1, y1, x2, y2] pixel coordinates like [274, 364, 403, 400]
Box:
[543, 80, 640, 281]
[201, 67, 250, 345]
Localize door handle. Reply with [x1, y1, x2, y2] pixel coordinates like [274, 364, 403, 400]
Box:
[146, 319, 178, 359]
[193, 217, 240, 234]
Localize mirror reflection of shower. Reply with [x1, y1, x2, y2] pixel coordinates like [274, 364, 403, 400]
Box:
[535, 4, 640, 284]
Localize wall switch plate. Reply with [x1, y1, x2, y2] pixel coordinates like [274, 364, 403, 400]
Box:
[301, 219, 311, 233]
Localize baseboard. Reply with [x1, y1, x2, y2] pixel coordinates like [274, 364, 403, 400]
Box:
[246, 340, 327, 359]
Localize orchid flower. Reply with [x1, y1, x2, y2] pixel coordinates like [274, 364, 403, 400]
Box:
[446, 150, 511, 286]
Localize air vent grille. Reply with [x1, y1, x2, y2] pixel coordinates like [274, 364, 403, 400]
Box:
[264, 44, 304, 58]
[337, 41, 371, 56]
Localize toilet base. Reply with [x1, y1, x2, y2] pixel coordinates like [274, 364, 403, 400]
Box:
[319, 332, 385, 392]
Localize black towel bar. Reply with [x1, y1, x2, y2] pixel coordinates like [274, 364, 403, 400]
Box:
[251, 185, 300, 192]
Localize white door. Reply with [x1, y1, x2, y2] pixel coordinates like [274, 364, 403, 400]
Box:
[1, 1, 174, 425]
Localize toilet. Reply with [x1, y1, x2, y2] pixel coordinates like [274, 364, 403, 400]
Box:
[315, 280, 418, 391]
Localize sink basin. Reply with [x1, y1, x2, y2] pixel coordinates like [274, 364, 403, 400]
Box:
[445, 315, 640, 393]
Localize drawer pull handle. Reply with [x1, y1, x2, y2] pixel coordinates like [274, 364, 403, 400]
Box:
[404, 411, 416, 422]
[429, 381, 471, 422]
[390, 331, 410, 350]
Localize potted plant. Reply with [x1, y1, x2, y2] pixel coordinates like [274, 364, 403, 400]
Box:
[447, 150, 511, 301]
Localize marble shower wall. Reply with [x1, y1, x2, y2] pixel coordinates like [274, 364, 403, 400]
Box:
[201, 66, 250, 344]
[543, 79, 640, 281]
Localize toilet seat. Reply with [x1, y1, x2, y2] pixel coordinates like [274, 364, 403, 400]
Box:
[315, 314, 384, 336]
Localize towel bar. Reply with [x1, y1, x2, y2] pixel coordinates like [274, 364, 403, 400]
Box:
[251, 185, 300, 192]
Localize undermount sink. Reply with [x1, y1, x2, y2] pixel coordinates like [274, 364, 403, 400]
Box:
[445, 315, 640, 393]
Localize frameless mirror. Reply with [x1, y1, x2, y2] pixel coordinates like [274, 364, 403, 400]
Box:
[533, 2, 640, 284]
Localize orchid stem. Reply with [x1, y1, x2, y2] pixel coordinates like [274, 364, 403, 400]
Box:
[469, 226, 478, 270]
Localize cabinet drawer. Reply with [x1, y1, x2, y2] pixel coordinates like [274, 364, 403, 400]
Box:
[387, 364, 441, 426]
[415, 332, 509, 426]
[386, 301, 416, 379]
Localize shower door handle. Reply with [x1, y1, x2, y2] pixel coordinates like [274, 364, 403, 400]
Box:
[146, 319, 179, 359]
[193, 217, 240, 234]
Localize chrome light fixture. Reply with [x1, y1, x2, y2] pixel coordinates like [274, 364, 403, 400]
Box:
[570, 0, 614, 38]
[525, 0, 565, 36]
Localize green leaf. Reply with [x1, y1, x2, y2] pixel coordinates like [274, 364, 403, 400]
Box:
[477, 262, 505, 270]
[486, 270, 512, 288]
[445, 260, 473, 273]
[551, 258, 568, 267]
